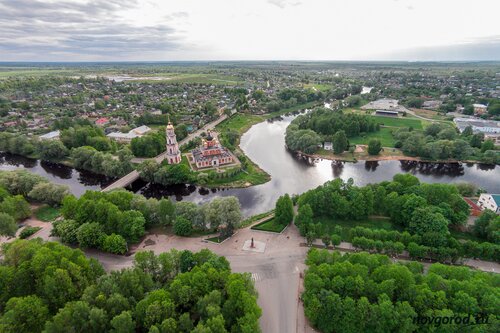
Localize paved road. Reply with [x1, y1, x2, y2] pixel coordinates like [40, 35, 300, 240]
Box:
[102, 115, 228, 192]
[86, 221, 312, 333]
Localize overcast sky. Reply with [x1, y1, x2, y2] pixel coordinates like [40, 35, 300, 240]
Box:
[1, 0, 499, 62]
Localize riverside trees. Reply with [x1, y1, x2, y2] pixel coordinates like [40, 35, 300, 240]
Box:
[303, 249, 500, 333]
[0, 240, 262, 333]
[295, 174, 500, 263]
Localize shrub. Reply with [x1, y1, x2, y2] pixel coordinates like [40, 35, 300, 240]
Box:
[102, 234, 128, 254]
[173, 217, 192, 236]
[19, 226, 42, 239]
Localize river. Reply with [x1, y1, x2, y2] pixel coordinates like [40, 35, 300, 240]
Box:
[1, 114, 500, 216]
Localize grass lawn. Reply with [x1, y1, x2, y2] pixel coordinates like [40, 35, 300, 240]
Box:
[251, 218, 286, 233]
[241, 210, 275, 228]
[205, 234, 231, 243]
[313, 216, 401, 240]
[34, 205, 60, 222]
[349, 127, 396, 147]
[369, 116, 423, 129]
[216, 113, 265, 135]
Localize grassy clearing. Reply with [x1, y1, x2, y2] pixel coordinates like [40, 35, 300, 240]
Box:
[369, 116, 423, 129]
[34, 205, 60, 222]
[303, 83, 332, 92]
[251, 218, 286, 233]
[313, 216, 401, 240]
[240, 210, 275, 228]
[348, 127, 396, 147]
[216, 113, 265, 135]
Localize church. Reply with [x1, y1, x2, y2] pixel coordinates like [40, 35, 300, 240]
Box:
[165, 120, 181, 164]
[190, 130, 234, 169]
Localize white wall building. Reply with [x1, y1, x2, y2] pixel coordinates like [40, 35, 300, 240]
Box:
[107, 125, 151, 143]
[39, 130, 60, 140]
[477, 193, 500, 214]
[454, 118, 500, 134]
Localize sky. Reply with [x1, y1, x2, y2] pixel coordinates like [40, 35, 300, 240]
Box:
[1, 0, 499, 62]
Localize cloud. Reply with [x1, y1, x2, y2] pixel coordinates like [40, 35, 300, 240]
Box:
[0, 0, 183, 61]
[377, 35, 500, 61]
[267, 0, 301, 9]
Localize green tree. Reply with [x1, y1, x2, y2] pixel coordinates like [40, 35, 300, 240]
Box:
[332, 130, 348, 154]
[173, 216, 192, 236]
[0, 212, 17, 237]
[481, 139, 495, 153]
[367, 139, 382, 155]
[296, 204, 313, 235]
[0, 195, 31, 221]
[0, 295, 49, 333]
[110, 311, 135, 333]
[102, 234, 128, 254]
[275, 194, 294, 226]
[77, 222, 106, 248]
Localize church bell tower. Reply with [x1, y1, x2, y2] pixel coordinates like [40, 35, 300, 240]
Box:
[166, 118, 181, 164]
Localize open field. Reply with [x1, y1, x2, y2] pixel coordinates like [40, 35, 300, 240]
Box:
[411, 108, 450, 120]
[369, 115, 423, 129]
[216, 113, 266, 135]
[348, 127, 396, 147]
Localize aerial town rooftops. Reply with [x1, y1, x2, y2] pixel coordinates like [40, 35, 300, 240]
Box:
[361, 98, 409, 113]
[454, 117, 500, 134]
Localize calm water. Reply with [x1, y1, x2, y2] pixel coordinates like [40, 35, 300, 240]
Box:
[0, 153, 115, 197]
[1, 114, 500, 216]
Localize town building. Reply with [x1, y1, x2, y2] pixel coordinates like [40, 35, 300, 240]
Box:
[422, 100, 442, 110]
[473, 103, 488, 115]
[189, 131, 234, 169]
[106, 125, 151, 143]
[477, 194, 500, 214]
[361, 99, 409, 113]
[323, 142, 333, 150]
[39, 130, 60, 140]
[166, 121, 181, 164]
[453, 117, 500, 134]
[375, 110, 398, 117]
[95, 117, 109, 126]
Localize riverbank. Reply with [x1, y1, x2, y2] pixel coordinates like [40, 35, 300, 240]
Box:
[303, 145, 498, 165]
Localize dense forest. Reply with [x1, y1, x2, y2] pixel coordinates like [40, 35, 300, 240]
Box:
[285, 108, 379, 154]
[303, 249, 499, 333]
[295, 174, 500, 263]
[0, 240, 261, 333]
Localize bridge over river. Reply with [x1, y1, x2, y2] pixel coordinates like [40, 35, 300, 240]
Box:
[101, 115, 228, 192]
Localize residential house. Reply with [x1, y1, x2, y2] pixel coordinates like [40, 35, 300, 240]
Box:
[477, 194, 500, 214]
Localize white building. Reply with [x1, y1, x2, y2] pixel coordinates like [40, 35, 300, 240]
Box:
[39, 130, 60, 140]
[323, 142, 333, 150]
[107, 125, 151, 143]
[453, 118, 500, 134]
[477, 194, 500, 214]
[473, 103, 488, 115]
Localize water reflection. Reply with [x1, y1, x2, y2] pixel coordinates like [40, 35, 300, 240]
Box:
[0, 152, 114, 197]
[2, 112, 500, 216]
[364, 161, 379, 171]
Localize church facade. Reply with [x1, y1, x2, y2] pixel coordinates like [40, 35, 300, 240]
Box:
[190, 131, 234, 169]
[166, 121, 181, 164]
